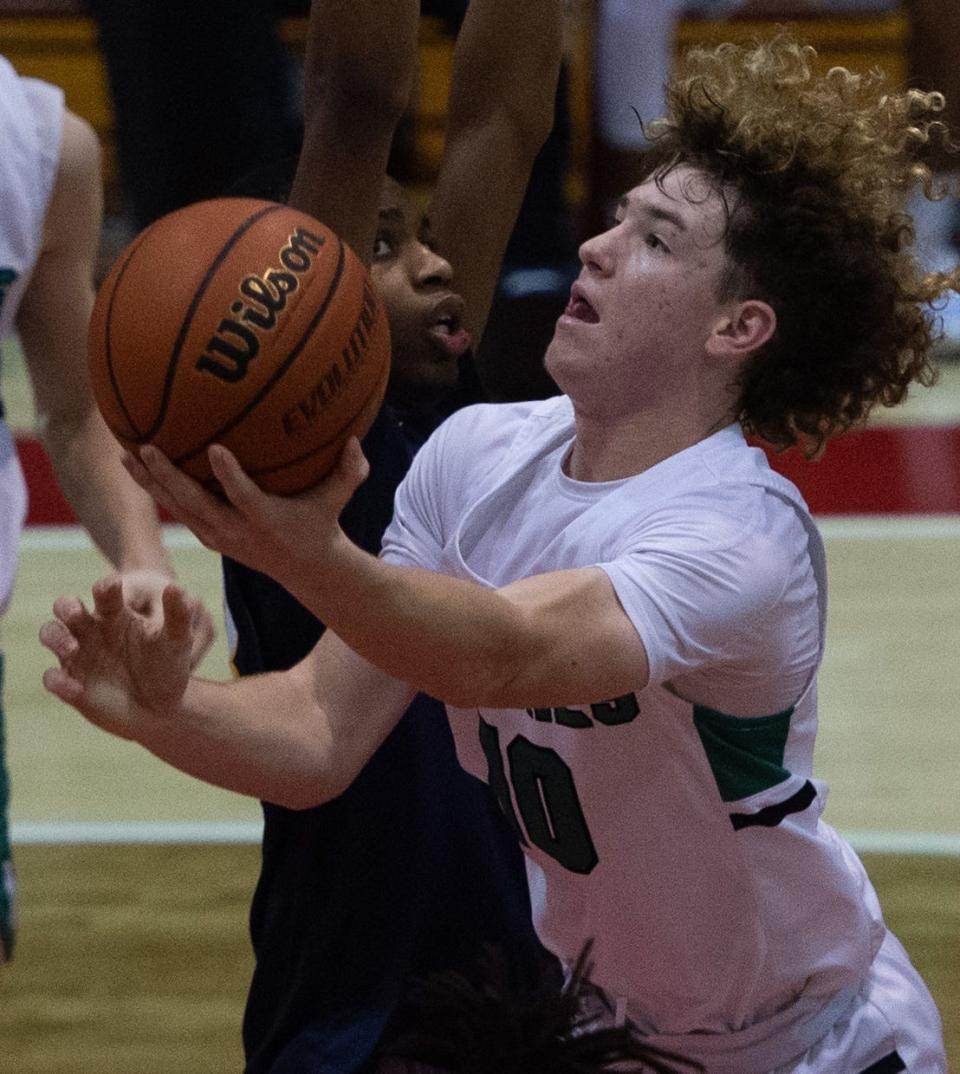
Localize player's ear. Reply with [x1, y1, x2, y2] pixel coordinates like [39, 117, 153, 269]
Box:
[706, 300, 777, 362]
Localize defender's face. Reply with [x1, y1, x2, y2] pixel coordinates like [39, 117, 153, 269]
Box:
[545, 166, 734, 414]
[370, 180, 470, 411]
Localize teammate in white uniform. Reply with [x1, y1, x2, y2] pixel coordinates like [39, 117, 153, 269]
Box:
[41, 35, 952, 1072]
[0, 55, 213, 963]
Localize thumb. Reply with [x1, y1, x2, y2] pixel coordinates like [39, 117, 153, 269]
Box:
[311, 437, 369, 517]
[333, 437, 370, 496]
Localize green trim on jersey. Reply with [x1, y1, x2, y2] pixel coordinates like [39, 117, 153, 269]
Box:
[693, 704, 795, 803]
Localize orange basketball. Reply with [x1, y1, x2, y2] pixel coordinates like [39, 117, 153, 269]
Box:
[88, 197, 391, 495]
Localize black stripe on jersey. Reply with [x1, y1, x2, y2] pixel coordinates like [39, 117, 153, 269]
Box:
[729, 780, 816, 831]
[857, 1052, 906, 1074]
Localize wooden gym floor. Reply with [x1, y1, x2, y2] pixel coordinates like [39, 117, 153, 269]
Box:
[0, 336, 958, 1068]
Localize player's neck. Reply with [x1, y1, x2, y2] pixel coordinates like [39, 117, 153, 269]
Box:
[565, 406, 735, 483]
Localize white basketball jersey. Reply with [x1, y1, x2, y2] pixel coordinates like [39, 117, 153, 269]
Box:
[0, 54, 63, 343]
[0, 55, 64, 612]
[382, 397, 886, 1063]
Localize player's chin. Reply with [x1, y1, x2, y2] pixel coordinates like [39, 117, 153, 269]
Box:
[416, 344, 462, 386]
[387, 352, 460, 411]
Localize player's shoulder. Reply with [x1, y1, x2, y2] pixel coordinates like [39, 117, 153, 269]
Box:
[0, 54, 21, 93]
[642, 424, 813, 560]
[0, 54, 65, 216]
[0, 53, 63, 130]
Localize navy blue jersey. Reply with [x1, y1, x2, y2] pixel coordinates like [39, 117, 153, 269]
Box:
[223, 404, 551, 1074]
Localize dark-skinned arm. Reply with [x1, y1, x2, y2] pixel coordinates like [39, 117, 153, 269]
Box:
[429, 0, 565, 346]
[288, 0, 419, 266]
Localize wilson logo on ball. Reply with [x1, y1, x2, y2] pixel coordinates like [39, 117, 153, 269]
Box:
[196, 225, 326, 384]
[89, 198, 391, 495]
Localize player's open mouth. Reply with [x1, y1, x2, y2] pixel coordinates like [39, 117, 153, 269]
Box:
[563, 283, 599, 324]
[429, 321, 472, 357]
[428, 297, 472, 357]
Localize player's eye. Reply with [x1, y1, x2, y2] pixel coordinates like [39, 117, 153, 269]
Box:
[373, 234, 395, 260]
[645, 233, 669, 253]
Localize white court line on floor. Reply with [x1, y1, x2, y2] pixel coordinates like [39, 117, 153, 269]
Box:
[10, 821, 960, 856]
[19, 515, 960, 554]
[12, 820, 264, 844]
[817, 515, 960, 540]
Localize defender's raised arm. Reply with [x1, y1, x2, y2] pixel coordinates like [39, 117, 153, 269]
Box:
[289, 0, 419, 265]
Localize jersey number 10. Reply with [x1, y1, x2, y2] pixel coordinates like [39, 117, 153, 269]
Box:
[479, 716, 599, 875]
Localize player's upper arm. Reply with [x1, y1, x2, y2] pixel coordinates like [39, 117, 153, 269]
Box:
[296, 628, 418, 804]
[16, 110, 101, 419]
[458, 494, 810, 711]
[454, 565, 652, 711]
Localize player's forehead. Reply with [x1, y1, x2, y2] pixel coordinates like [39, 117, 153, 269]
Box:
[619, 165, 729, 240]
[377, 177, 425, 236]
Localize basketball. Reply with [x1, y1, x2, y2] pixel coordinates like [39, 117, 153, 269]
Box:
[88, 197, 391, 495]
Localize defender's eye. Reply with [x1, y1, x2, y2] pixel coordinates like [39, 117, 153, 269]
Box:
[373, 235, 395, 259]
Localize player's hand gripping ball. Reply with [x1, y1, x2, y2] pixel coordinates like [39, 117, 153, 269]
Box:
[88, 198, 391, 494]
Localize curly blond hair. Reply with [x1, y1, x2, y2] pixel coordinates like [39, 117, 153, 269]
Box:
[641, 34, 958, 455]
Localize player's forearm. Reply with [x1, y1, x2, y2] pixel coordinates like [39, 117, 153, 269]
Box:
[300, 0, 417, 125]
[290, 0, 418, 252]
[40, 409, 172, 574]
[277, 535, 535, 710]
[447, 0, 564, 147]
[135, 668, 341, 809]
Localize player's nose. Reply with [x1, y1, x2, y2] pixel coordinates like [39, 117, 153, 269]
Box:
[413, 243, 453, 287]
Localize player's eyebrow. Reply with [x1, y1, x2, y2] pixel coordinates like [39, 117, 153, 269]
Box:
[618, 195, 687, 232]
[377, 207, 405, 223]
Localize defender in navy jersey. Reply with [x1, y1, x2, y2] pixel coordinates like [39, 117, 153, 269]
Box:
[225, 402, 551, 1072]
[127, 0, 563, 1068]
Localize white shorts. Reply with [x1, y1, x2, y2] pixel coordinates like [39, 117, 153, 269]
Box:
[778, 929, 947, 1074]
[572, 927, 946, 1074]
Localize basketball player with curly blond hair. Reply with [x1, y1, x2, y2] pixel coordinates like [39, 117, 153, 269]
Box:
[43, 34, 952, 1073]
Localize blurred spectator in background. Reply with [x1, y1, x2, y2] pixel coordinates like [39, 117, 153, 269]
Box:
[906, 0, 960, 352]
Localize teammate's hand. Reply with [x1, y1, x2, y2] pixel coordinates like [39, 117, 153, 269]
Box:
[120, 440, 369, 592]
[39, 574, 196, 740]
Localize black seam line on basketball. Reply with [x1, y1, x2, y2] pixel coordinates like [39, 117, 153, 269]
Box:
[857, 1052, 906, 1074]
[175, 237, 348, 467]
[244, 361, 387, 478]
[131, 202, 285, 445]
[729, 780, 816, 831]
[104, 226, 158, 440]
